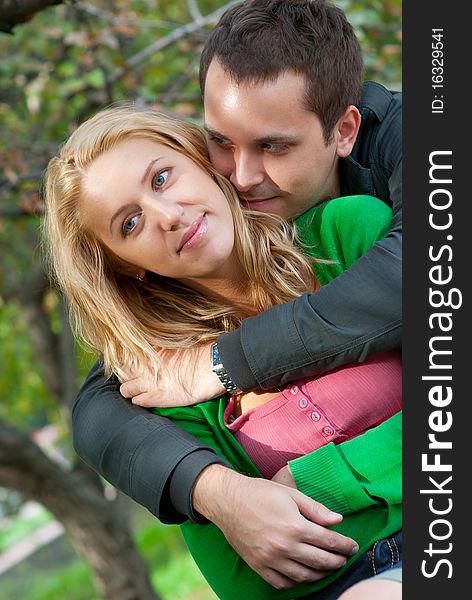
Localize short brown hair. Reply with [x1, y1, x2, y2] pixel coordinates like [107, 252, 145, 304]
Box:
[200, 0, 364, 142]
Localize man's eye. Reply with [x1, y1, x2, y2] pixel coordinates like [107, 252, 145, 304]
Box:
[153, 169, 169, 190]
[263, 143, 289, 154]
[208, 134, 231, 147]
[122, 214, 140, 236]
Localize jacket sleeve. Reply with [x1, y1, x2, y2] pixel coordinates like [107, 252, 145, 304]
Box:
[218, 199, 402, 391]
[72, 359, 227, 523]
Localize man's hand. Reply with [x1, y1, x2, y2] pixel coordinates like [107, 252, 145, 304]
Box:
[193, 465, 359, 590]
[272, 464, 297, 488]
[119, 344, 225, 407]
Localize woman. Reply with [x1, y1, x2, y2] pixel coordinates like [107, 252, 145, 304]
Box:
[43, 104, 401, 599]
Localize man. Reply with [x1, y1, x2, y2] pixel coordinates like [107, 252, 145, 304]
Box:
[72, 0, 401, 592]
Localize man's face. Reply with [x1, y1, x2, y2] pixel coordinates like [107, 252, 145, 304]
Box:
[203, 60, 345, 220]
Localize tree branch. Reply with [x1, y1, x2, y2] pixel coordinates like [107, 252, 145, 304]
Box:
[0, 419, 161, 600]
[109, 1, 239, 83]
[0, 0, 63, 33]
[73, 1, 182, 30]
[187, 0, 202, 21]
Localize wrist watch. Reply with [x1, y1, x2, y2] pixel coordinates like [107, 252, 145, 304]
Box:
[211, 342, 241, 394]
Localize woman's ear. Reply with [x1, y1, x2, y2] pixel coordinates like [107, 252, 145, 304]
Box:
[121, 265, 146, 280]
[112, 257, 146, 280]
[335, 105, 361, 158]
[102, 244, 146, 280]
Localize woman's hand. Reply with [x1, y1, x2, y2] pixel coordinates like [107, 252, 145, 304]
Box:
[119, 344, 225, 408]
[272, 465, 297, 489]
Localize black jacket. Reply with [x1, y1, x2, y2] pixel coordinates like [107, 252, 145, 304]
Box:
[72, 81, 402, 523]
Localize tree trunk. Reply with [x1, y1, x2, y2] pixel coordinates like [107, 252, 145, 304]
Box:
[0, 421, 161, 600]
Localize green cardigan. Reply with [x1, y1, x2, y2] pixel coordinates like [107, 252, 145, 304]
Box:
[154, 195, 402, 599]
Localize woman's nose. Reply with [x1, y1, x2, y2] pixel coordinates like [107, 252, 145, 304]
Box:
[151, 199, 184, 231]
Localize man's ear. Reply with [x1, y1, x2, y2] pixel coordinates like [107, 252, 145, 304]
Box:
[335, 106, 361, 158]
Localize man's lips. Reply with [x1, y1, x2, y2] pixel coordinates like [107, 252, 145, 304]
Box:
[178, 214, 207, 252]
[240, 196, 280, 209]
[241, 195, 278, 203]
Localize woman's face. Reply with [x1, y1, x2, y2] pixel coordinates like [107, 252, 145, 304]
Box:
[80, 137, 238, 285]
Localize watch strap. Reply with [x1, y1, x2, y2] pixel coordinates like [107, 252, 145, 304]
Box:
[211, 343, 241, 394]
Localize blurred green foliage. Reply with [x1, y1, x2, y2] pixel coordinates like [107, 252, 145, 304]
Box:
[0, 302, 54, 426]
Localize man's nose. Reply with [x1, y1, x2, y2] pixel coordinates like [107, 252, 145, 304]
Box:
[230, 149, 265, 192]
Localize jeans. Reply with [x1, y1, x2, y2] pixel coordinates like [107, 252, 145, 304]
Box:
[297, 530, 402, 599]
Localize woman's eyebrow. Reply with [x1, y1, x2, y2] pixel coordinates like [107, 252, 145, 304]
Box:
[110, 204, 133, 235]
[141, 157, 163, 185]
[109, 157, 164, 235]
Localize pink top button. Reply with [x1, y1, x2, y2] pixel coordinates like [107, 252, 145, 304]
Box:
[290, 386, 299, 395]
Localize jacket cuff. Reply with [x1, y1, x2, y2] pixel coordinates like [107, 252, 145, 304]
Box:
[169, 449, 228, 523]
[217, 330, 259, 392]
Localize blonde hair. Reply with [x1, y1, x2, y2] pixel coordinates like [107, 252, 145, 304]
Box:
[43, 104, 316, 378]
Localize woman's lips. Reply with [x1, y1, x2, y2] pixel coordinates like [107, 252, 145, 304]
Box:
[178, 214, 208, 252]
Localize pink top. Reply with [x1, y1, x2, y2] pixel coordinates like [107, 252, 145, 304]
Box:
[224, 350, 402, 478]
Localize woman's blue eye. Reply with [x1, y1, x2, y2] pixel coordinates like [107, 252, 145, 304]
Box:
[122, 214, 140, 236]
[153, 169, 169, 190]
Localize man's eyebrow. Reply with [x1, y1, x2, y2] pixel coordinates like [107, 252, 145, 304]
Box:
[204, 126, 297, 145]
[204, 126, 230, 140]
[253, 134, 298, 145]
